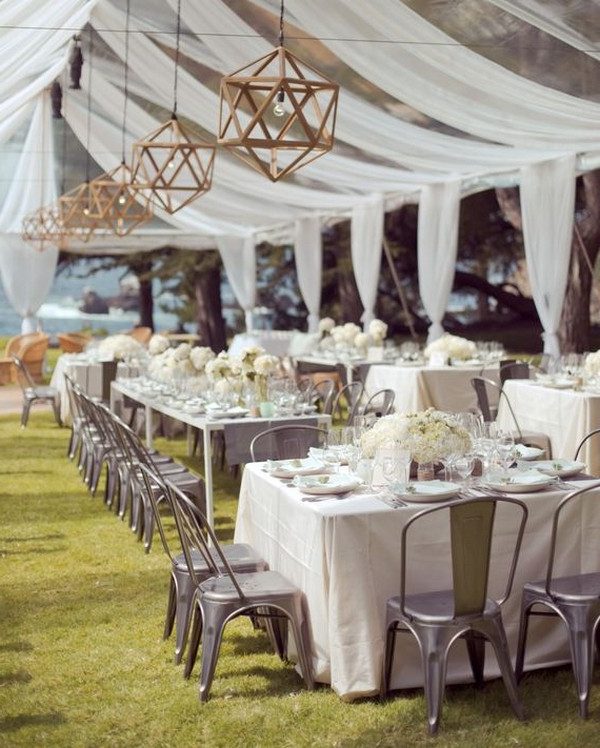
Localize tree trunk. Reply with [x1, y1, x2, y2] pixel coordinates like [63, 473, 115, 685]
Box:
[138, 275, 154, 330]
[194, 266, 226, 353]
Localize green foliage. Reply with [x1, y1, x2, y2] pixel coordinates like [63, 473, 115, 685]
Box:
[0, 412, 599, 746]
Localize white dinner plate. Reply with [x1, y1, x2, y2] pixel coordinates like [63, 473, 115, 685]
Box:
[528, 459, 586, 479]
[267, 456, 326, 478]
[293, 474, 362, 495]
[391, 480, 460, 503]
[515, 444, 545, 461]
[485, 470, 554, 493]
[206, 406, 249, 419]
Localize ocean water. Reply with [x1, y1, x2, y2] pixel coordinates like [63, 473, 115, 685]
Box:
[0, 260, 180, 337]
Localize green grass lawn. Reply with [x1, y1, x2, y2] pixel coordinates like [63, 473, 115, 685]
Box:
[0, 412, 599, 747]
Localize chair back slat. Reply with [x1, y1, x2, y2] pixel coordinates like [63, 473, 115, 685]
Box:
[450, 500, 496, 616]
[332, 382, 364, 425]
[361, 388, 395, 420]
[10, 355, 36, 391]
[311, 379, 336, 415]
[250, 424, 327, 462]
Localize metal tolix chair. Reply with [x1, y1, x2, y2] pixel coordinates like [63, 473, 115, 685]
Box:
[249, 424, 328, 462]
[167, 480, 314, 701]
[331, 381, 364, 425]
[360, 388, 395, 420]
[515, 482, 600, 718]
[137, 464, 267, 665]
[11, 354, 61, 428]
[381, 495, 528, 735]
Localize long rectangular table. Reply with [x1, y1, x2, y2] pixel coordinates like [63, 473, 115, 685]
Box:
[498, 379, 600, 475]
[365, 362, 500, 414]
[111, 381, 330, 527]
[235, 464, 600, 700]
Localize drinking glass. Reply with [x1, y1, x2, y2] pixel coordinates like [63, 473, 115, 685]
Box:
[454, 454, 475, 484]
[495, 432, 516, 474]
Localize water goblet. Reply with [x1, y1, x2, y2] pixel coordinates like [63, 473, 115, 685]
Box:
[454, 454, 475, 485]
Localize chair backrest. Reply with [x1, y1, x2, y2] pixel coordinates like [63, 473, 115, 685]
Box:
[500, 361, 529, 387]
[574, 428, 600, 462]
[138, 463, 178, 561]
[10, 355, 36, 390]
[543, 482, 600, 598]
[311, 378, 336, 415]
[361, 388, 395, 419]
[166, 479, 244, 597]
[64, 374, 82, 420]
[400, 496, 528, 618]
[223, 421, 279, 466]
[250, 425, 327, 462]
[332, 382, 364, 425]
[58, 332, 89, 354]
[128, 326, 153, 344]
[471, 376, 522, 439]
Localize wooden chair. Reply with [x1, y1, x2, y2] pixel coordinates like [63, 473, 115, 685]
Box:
[127, 326, 153, 345]
[57, 332, 90, 354]
[0, 332, 49, 384]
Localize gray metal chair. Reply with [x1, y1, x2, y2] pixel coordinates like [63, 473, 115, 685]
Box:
[515, 482, 600, 718]
[249, 425, 328, 462]
[382, 496, 528, 735]
[167, 480, 315, 701]
[311, 378, 336, 415]
[11, 354, 61, 428]
[137, 465, 267, 665]
[360, 388, 395, 419]
[574, 428, 600, 463]
[500, 361, 530, 387]
[331, 381, 364, 425]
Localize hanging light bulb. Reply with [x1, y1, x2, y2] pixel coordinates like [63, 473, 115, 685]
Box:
[118, 194, 126, 205]
[273, 89, 285, 117]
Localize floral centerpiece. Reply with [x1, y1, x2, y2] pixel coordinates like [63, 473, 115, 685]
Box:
[316, 318, 388, 357]
[424, 333, 476, 362]
[585, 350, 600, 377]
[148, 333, 169, 356]
[368, 318, 388, 346]
[360, 409, 471, 476]
[318, 317, 335, 337]
[148, 342, 216, 383]
[253, 353, 279, 402]
[97, 334, 145, 362]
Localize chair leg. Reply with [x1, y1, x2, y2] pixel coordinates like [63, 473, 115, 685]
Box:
[381, 623, 398, 696]
[51, 398, 62, 427]
[163, 576, 177, 640]
[477, 616, 525, 721]
[142, 503, 155, 552]
[412, 624, 455, 735]
[464, 631, 486, 688]
[173, 574, 195, 664]
[562, 605, 597, 719]
[198, 601, 229, 702]
[21, 400, 32, 428]
[184, 604, 203, 679]
[263, 609, 288, 661]
[515, 595, 535, 683]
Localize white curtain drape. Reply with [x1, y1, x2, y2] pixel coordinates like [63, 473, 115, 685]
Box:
[417, 180, 462, 342]
[0, 93, 58, 333]
[520, 155, 577, 356]
[351, 195, 384, 327]
[294, 217, 322, 333]
[216, 235, 257, 332]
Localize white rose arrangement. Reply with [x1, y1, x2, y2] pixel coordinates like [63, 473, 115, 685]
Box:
[148, 334, 169, 355]
[424, 334, 476, 361]
[239, 345, 266, 379]
[585, 351, 600, 377]
[360, 409, 471, 464]
[254, 354, 279, 376]
[173, 342, 192, 361]
[369, 318, 388, 345]
[318, 317, 335, 335]
[189, 346, 215, 373]
[97, 334, 145, 361]
[205, 351, 236, 381]
[354, 332, 369, 353]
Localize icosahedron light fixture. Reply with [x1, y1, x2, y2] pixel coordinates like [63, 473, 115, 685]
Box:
[218, 44, 339, 182]
[58, 181, 98, 243]
[21, 205, 66, 252]
[131, 116, 215, 213]
[89, 161, 153, 237]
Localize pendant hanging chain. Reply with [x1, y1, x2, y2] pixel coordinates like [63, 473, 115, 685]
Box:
[61, 73, 68, 194]
[172, 0, 182, 118]
[121, 0, 131, 164]
[278, 0, 285, 46]
[85, 28, 93, 183]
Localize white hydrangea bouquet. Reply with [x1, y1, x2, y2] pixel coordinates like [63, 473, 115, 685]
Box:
[97, 334, 145, 362]
[424, 333, 476, 362]
[360, 409, 471, 465]
[148, 333, 169, 356]
[148, 342, 216, 382]
[585, 350, 600, 377]
[317, 318, 388, 357]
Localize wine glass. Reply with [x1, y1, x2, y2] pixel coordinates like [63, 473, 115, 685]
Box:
[495, 432, 516, 475]
[454, 453, 475, 485]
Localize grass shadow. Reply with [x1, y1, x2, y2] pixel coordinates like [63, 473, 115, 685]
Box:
[0, 641, 33, 653]
[0, 670, 32, 685]
[0, 712, 65, 733]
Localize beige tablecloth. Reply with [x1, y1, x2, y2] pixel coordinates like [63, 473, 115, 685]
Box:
[498, 380, 600, 475]
[365, 363, 499, 414]
[235, 464, 600, 700]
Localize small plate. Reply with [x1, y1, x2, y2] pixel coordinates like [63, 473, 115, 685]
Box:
[267, 456, 325, 478]
[391, 480, 460, 503]
[206, 406, 249, 419]
[308, 446, 350, 466]
[515, 444, 544, 461]
[293, 474, 361, 495]
[485, 470, 554, 493]
[529, 459, 586, 479]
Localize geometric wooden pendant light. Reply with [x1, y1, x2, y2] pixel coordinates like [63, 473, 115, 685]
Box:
[218, 3, 339, 182]
[58, 181, 98, 243]
[21, 203, 67, 252]
[89, 161, 153, 237]
[131, 0, 215, 214]
[131, 117, 215, 213]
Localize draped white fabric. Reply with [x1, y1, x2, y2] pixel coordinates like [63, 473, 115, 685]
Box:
[0, 94, 58, 332]
[294, 217, 322, 333]
[418, 180, 462, 342]
[520, 155, 577, 356]
[216, 235, 257, 332]
[351, 196, 384, 327]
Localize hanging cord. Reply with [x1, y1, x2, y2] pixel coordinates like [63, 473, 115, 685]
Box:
[60, 74, 68, 194]
[172, 0, 181, 118]
[278, 0, 284, 46]
[85, 26, 93, 183]
[121, 0, 131, 164]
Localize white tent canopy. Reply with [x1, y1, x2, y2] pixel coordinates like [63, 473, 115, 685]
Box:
[1, 0, 598, 352]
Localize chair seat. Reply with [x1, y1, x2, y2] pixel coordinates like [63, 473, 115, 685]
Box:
[174, 543, 264, 573]
[388, 589, 500, 624]
[525, 572, 600, 602]
[200, 570, 298, 602]
[25, 385, 58, 399]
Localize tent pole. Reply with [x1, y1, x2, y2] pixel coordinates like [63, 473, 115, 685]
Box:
[382, 237, 418, 341]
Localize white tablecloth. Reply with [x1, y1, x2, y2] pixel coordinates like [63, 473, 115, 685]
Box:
[498, 380, 600, 475]
[50, 354, 105, 423]
[235, 464, 600, 700]
[365, 363, 499, 414]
